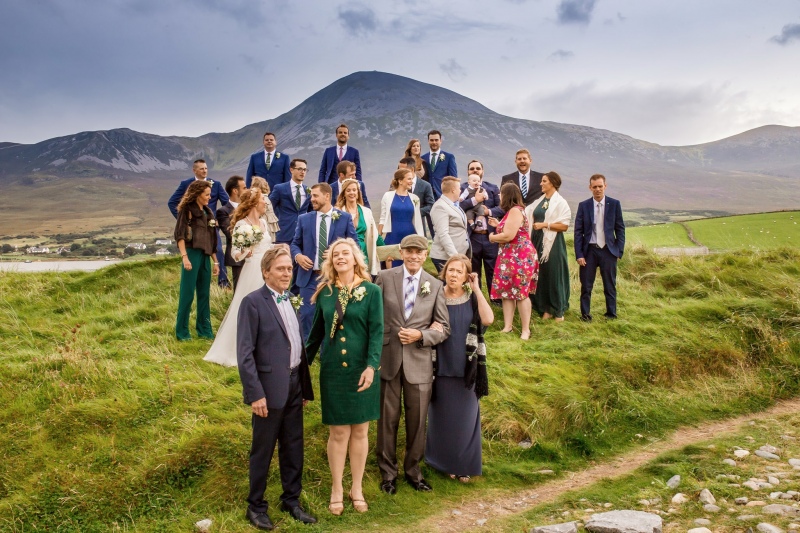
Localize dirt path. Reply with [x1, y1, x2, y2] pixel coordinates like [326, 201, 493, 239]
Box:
[411, 397, 800, 533]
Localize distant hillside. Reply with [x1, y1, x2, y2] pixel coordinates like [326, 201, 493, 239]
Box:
[0, 71, 798, 238]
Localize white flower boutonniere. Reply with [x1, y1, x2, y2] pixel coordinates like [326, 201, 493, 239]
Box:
[275, 152, 281, 159]
[331, 211, 341, 221]
[208, 219, 217, 228]
[438, 153, 445, 163]
[412, 198, 419, 207]
[420, 281, 431, 296]
[289, 295, 303, 311]
[352, 286, 367, 302]
[462, 282, 473, 295]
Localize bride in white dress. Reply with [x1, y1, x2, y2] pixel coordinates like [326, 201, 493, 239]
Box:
[204, 189, 274, 367]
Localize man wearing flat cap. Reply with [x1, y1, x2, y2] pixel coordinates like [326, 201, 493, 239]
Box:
[374, 234, 450, 494]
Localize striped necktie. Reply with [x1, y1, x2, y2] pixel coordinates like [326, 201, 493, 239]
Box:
[295, 185, 302, 209]
[404, 275, 416, 319]
[317, 214, 328, 265]
[521, 174, 528, 198]
[265, 152, 271, 170]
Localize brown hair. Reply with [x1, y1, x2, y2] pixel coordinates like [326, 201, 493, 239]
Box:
[225, 175, 244, 196]
[311, 182, 332, 198]
[290, 158, 307, 169]
[336, 160, 355, 178]
[499, 182, 524, 212]
[404, 139, 423, 172]
[391, 168, 413, 190]
[441, 176, 460, 195]
[438, 254, 472, 282]
[311, 238, 370, 303]
[177, 180, 212, 213]
[336, 123, 349, 134]
[250, 176, 270, 196]
[230, 189, 262, 231]
[427, 130, 442, 139]
[590, 173, 606, 184]
[544, 171, 562, 190]
[515, 149, 531, 158]
[263, 132, 275, 139]
[260, 246, 291, 273]
[335, 178, 364, 208]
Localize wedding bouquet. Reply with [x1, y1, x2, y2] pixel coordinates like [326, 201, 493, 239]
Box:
[232, 224, 264, 249]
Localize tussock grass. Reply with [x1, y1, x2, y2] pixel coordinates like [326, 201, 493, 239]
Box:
[0, 247, 799, 531]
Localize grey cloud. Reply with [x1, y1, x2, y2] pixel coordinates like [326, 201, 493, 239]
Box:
[556, 0, 597, 25]
[337, 3, 379, 37]
[770, 23, 800, 45]
[239, 54, 265, 74]
[387, 10, 508, 42]
[549, 49, 574, 61]
[440, 59, 467, 82]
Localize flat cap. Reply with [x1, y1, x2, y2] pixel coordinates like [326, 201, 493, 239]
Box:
[399, 235, 429, 250]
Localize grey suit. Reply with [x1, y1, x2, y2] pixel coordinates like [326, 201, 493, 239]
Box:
[375, 266, 450, 482]
[429, 197, 470, 270]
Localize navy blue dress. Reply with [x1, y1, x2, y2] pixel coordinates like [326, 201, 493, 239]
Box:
[383, 193, 417, 268]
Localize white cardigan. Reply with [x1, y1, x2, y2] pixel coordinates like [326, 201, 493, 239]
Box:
[359, 205, 381, 276]
[379, 191, 425, 236]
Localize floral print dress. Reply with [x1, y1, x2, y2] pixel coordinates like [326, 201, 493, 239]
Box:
[490, 206, 539, 301]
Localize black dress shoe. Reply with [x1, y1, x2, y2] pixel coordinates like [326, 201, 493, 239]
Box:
[245, 508, 274, 531]
[380, 478, 397, 495]
[580, 314, 593, 322]
[604, 313, 617, 320]
[404, 474, 433, 492]
[279, 502, 317, 524]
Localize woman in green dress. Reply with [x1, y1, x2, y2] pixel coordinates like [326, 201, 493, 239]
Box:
[335, 178, 383, 277]
[306, 238, 383, 516]
[526, 171, 572, 321]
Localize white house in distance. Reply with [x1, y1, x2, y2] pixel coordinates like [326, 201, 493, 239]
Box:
[26, 246, 50, 254]
[127, 243, 147, 251]
[155, 248, 171, 256]
[155, 239, 173, 246]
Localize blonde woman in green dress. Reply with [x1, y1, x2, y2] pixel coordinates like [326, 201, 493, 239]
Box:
[306, 238, 383, 515]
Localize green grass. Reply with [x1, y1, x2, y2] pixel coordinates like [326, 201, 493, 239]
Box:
[1, 248, 799, 531]
[686, 211, 800, 251]
[625, 223, 696, 249]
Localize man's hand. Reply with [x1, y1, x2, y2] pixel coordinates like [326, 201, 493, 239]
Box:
[296, 254, 313, 270]
[398, 327, 423, 345]
[577, 258, 586, 267]
[474, 188, 486, 203]
[251, 398, 268, 417]
[429, 321, 444, 334]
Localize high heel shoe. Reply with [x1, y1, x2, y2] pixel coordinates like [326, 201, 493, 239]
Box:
[328, 501, 344, 516]
[348, 491, 368, 513]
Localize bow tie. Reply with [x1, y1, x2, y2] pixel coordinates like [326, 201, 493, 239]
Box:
[274, 291, 290, 303]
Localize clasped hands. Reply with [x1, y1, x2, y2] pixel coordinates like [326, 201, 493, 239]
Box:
[398, 321, 444, 345]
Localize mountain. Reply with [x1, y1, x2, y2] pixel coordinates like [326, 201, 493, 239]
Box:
[0, 71, 798, 237]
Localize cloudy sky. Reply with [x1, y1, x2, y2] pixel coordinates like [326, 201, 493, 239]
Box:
[2, 0, 799, 146]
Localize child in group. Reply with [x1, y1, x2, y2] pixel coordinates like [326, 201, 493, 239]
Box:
[459, 174, 487, 229]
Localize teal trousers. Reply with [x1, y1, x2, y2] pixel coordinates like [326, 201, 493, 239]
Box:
[175, 248, 213, 340]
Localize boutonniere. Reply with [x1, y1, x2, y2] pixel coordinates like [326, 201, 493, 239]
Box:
[542, 199, 550, 210]
[207, 217, 217, 228]
[331, 210, 341, 221]
[438, 153, 445, 162]
[420, 281, 431, 296]
[289, 295, 302, 311]
[275, 152, 281, 159]
[352, 286, 366, 302]
[412, 198, 419, 207]
[462, 282, 473, 295]
[305, 186, 311, 194]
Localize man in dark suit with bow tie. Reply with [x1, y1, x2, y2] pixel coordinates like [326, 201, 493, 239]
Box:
[420, 129, 457, 199]
[574, 174, 626, 321]
[501, 149, 543, 207]
[168, 159, 231, 288]
[237, 247, 316, 530]
[245, 132, 292, 189]
[318, 124, 362, 184]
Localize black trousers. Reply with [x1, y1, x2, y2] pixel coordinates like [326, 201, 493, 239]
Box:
[469, 232, 498, 295]
[431, 257, 447, 274]
[247, 372, 304, 513]
[579, 244, 618, 318]
[229, 265, 243, 292]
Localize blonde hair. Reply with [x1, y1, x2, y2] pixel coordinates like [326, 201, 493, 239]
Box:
[311, 238, 370, 303]
[250, 176, 270, 195]
[515, 148, 531, 159]
[230, 189, 262, 231]
[335, 178, 364, 208]
[441, 176, 460, 195]
[260, 246, 291, 273]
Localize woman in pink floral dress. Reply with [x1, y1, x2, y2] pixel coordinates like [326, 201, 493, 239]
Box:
[488, 182, 539, 339]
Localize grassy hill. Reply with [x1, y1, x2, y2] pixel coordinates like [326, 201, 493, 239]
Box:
[1, 247, 799, 531]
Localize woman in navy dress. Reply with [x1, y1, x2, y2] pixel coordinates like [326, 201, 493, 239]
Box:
[378, 168, 424, 268]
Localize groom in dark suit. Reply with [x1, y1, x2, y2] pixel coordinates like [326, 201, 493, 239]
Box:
[290, 183, 358, 338]
[237, 247, 316, 530]
[245, 132, 292, 189]
[574, 174, 626, 321]
[421, 129, 457, 199]
[318, 123, 362, 184]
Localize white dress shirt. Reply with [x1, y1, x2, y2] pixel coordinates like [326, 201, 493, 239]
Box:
[591, 196, 606, 248]
[314, 207, 335, 269]
[266, 283, 302, 368]
[229, 200, 239, 209]
[264, 150, 275, 165]
[291, 181, 307, 205]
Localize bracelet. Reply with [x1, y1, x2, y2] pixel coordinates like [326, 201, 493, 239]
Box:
[547, 223, 551, 230]
[181, 253, 187, 257]
[213, 262, 219, 265]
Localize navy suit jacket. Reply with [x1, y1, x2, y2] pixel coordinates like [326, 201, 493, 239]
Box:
[290, 209, 358, 289]
[460, 180, 502, 230]
[168, 177, 229, 218]
[269, 181, 311, 243]
[318, 146, 362, 184]
[574, 196, 626, 260]
[421, 151, 457, 198]
[245, 150, 292, 190]
[237, 285, 313, 408]
[412, 178, 435, 218]
[330, 179, 371, 209]
[501, 171, 544, 207]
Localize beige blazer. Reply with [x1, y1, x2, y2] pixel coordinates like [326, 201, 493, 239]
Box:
[375, 267, 450, 384]
[429, 197, 470, 260]
[379, 191, 425, 235]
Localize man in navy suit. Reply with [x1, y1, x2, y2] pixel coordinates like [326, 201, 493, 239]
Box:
[246, 132, 292, 190]
[398, 157, 435, 238]
[290, 183, 358, 337]
[420, 129, 457, 199]
[318, 123, 362, 184]
[330, 161, 370, 208]
[574, 174, 626, 321]
[459, 160, 502, 300]
[237, 247, 316, 530]
[269, 159, 312, 246]
[501, 149, 543, 207]
[168, 159, 231, 288]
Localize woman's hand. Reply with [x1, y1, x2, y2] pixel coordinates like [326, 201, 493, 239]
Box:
[212, 262, 220, 276]
[487, 217, 499, 228]
[357, 366, 375, 392]
[182, 255, 192, 271]
[246, 249, 253, 258]
[468, 272, 480, 294]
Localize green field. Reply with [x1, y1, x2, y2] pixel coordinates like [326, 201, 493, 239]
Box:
[686, 211, 799, 251]
[625, 223, 696, 249]
[1, 249, 799, 531]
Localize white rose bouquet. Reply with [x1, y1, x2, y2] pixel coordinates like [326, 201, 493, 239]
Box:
[232, 224, 264, 249]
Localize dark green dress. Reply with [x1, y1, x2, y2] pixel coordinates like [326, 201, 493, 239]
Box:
[306, 282, 383, 425]
[531, 199, 570, 318]
[355, 205, 370, 268]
